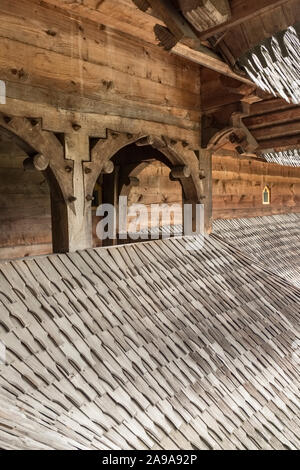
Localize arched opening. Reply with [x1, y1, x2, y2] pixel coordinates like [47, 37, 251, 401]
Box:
[92, 141, 187, 247]
[0, 127, 67, 259]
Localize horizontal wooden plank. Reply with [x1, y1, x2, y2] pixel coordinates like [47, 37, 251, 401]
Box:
[244, 107, 300, 129]
[253, 121, 300, 140]
[0, 36, 200, 109]
[172, 43, 254, 85]
[0, 243, 52, 260]
[258, 134, 300, 151]
[0, 0, 199, 93]
[247, 98, 296, 116]
[213, 205, 300, 219]
[37, 0, 162, 45]
[0, 196, 51, 217]
[1, 92, 200, 147]
[0, 169, 50, 195]
[212, 153, 300, 219]
[4, 80, 200, 130]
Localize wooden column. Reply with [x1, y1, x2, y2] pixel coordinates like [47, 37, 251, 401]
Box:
[64, 132, 93, 251]
[200, 148, 213, 234]
[101, 165, 120, 247]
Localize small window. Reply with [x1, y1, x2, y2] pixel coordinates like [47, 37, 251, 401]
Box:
[263, 186, 270, 205]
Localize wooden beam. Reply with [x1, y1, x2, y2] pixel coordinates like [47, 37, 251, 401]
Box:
[64, 131, 93, 251]
[172, 42, 254, 85]
[199, 148, 213, 234]
[247, 98, 296, 116]
[253, 121, 300, 141]
[147, 0, 199, 47]
[220, 75, 256, 96]
[33, 0, 163, 45]
[25, 0, 253, 86]
[213, 148, 265, 161]
[259, 134, 300, 151]
[197, 0, 291, 39]
[178, 0, 231, 33]
[244, 107, 300, 129]
[231, 112, 259, 154]
[1, 94, 200, 148]
[146, 0, 251, 86]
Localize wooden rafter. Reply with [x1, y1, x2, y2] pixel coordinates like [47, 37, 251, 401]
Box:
[130, 0, 255, 84]
[196, 0, 292, 39]
[244, 107, 300, 130]
[178, 0, 231, 33]
[258, 134, 300, 151]
[147, 0, 200, 48]
[172, 43, 254, 85]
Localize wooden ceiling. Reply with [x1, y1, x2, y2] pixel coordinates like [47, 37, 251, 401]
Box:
[210, 0, 300, 65]
[180, 0, 298, 39]
[243, 98, 300, 153]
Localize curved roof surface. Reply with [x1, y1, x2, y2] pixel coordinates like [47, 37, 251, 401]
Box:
[214, 213, 300, 288]
[0, 233, 299, 450]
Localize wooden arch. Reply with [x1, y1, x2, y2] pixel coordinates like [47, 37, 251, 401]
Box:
[207, 127, 248, 151]
[0, 113, 72, 252]
[119, 161, 149, 198]
[0, 113, 73, 200]
[85, 130, 202, 204]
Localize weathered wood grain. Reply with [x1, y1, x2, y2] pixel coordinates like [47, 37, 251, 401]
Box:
[213, 154, 300, 219]
[0, 0, 201, 137]
[0, 232, 299, 449]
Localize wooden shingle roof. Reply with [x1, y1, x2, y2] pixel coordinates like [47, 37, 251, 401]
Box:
[0, 234, 299, 450]
[214, 213, 300, 289]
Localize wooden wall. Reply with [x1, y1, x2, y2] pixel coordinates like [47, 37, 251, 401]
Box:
[1, 0, 299, 257]
[0, 0, 200, 258]
[213, 154, 300, 219]
[0, 0, 200, 144]
[124, 161, 182, 233]
[0, 147, 183, 259]
[0, 138, 52, 259]
[127, 161, 182, 223]
[2, 148, 300, 259]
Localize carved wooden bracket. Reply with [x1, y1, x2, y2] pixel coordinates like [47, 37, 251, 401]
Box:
[0, 113, 73, 201]
[86, 129, 202, 204]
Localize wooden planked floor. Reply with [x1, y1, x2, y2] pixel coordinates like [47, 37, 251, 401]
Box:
[0, 233, 299, 450]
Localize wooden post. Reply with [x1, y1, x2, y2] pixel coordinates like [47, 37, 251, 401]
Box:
[64, 132, 93, 251]
[45, 167, 69, 254]
[102, 165, 119, 246]
[200, 148, 213, 234]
